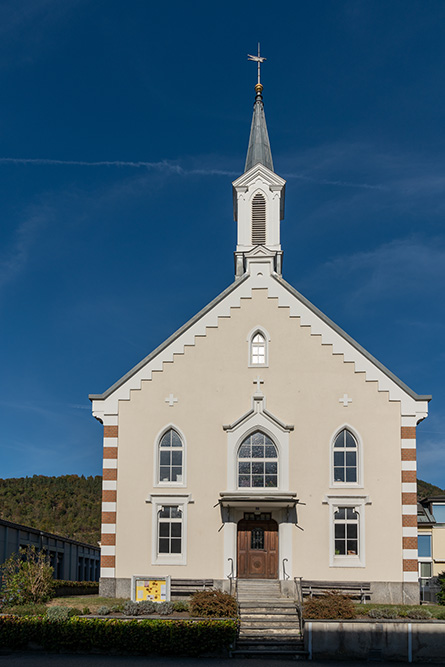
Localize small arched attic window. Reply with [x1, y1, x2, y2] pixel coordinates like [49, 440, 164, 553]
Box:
[248, 328, 269, 366]
[251, 193, 266, 245]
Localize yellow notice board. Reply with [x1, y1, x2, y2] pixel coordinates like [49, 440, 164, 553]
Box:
[132, 576, 170, 602]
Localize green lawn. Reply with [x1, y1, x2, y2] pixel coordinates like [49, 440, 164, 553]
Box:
[48, 595, 129, 611]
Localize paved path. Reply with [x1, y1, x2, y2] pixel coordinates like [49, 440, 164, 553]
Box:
[0, 654, 436, 667]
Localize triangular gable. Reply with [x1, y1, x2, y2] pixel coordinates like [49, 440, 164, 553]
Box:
[90, 268, 430, 421]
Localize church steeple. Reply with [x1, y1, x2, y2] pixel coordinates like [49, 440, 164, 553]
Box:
[244, 83, 274, 173]
[232, 53, 286, 278]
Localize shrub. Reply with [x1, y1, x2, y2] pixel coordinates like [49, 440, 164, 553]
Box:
[0, 616, 237, 656]
[406, 608, 433, 620]
[82, 607, 91, 615]
[135, 600, 154, 615]
[437, 572, 445, 605]
[46, 606, 71, 620]
[368, 607, 399, 619]
[96, 606, 111, 615]
[303, 592, 356, 620]
[123, 601, 140, 616]
[189, 589, 237, 618]
[157, 601, 174, 616]
[110, 604, 124, 613]
[0, 546, 54, 606]
[173, 601, 189, 612]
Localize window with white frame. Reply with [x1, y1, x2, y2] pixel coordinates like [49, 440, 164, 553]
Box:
[250, 332, 267, 366]
[418, 533, 432, 558]
[238, 431, 278, 488]
[158, 429, 184, 484]
[158, 505, 182, 555]
[334, 507, 359, 556]
[333, 429, 358, 484]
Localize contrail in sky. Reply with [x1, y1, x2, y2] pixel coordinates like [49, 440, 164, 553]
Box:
[0, 156, 237, 176]
[0, 157, 383, 189]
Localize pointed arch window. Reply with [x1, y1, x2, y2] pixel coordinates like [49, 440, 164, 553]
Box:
[333, 429, 358, 484]
[250, 331, 267, 366]
[158, 428, 184, 484]
[251, 193, 266, 245]
[238, 431, 278, 488]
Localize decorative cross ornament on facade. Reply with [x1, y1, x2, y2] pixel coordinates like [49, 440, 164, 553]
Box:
[165, 394, 178, 407]
[253, 376, 264, 393]
[339, 393, 353, 407]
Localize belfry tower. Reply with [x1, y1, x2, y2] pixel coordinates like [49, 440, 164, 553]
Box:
[233, 70, 286, 278]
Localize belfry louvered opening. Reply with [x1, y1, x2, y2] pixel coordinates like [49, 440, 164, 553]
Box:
[251, 193, 266, 245]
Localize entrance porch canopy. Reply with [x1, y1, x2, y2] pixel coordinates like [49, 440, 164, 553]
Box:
[219, 492, 299, 511]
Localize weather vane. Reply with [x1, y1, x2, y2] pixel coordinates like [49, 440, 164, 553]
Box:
[247, 43, 266, 86]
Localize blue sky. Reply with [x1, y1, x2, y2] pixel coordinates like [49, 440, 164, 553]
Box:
[1, 0, 444, 486]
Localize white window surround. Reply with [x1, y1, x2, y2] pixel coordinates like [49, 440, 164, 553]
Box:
[237, 430, 279, 490]
[324, 495, 371, 568]
[147, 494, 193, 566]
[330, 425, 364, 489]
[247, 326, 270, 368]
[224, 404, 291, 492]
[153, 424, 187, 488]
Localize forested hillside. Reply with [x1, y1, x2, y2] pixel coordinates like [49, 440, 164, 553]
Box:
[0, 475, 442, 545]
[417, 478, 445, 500]
[0, 475, 101, 545]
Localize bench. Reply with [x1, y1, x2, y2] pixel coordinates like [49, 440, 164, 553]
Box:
[300, 579, 371, 603]
[170, 578, 214, 597]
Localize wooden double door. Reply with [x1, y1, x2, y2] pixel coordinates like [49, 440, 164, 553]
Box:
[237, 518, 278, 579]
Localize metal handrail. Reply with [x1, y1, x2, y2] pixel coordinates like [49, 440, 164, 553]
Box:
[227, 557, 235, 597]
[282, 557, 290, 580]
[294, 576, 304, 637]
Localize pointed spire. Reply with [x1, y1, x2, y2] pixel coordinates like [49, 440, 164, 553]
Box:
[244, 71, 274, 172]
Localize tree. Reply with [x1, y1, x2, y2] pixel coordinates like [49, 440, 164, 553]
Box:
[0, 546, 54, 607]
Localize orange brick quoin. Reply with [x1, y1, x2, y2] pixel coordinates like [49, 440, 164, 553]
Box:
[103, 468, 118, 481]
[403, 536, 418, 550]
[103, 447, 118, 459]
[401, 449, 416, 461]
[401, 427, 416, 439]
[101, 555, 115, 568]
[104, 425, 118, 438]
[402, 515, 417, 527]
[101, 512, 117, 524]
[102, 490, 117, 502]
[402, 470, 417, 483]
[403, 559, 418, 572]
[101, 534, 116, 546]
[402, 493, 418, 506]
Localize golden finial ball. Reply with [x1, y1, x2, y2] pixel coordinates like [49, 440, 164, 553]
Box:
[255, 83, 263, 94]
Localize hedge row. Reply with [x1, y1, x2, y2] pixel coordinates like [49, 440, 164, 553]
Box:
[53, 580, 99, 589]
[0, 616, 237, 656]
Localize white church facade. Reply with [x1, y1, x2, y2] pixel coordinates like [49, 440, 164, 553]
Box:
[90, 79, 430, 604]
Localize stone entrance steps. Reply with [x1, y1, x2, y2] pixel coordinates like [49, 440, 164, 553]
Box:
[232, 580, 307, 660]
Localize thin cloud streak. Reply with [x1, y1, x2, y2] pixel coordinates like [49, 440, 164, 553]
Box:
[0, 156, 237, 177]
[0, 156, 386, 188]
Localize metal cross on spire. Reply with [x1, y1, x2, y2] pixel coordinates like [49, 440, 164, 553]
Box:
[247, 43, 266, 85]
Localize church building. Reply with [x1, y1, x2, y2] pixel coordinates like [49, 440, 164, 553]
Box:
[90, 76, 430, 604]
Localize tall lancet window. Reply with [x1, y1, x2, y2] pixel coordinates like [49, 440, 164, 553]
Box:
[251, 193, 266, 245]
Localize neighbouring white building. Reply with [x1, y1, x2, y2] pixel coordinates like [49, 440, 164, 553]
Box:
[90, 77, 430, 603]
